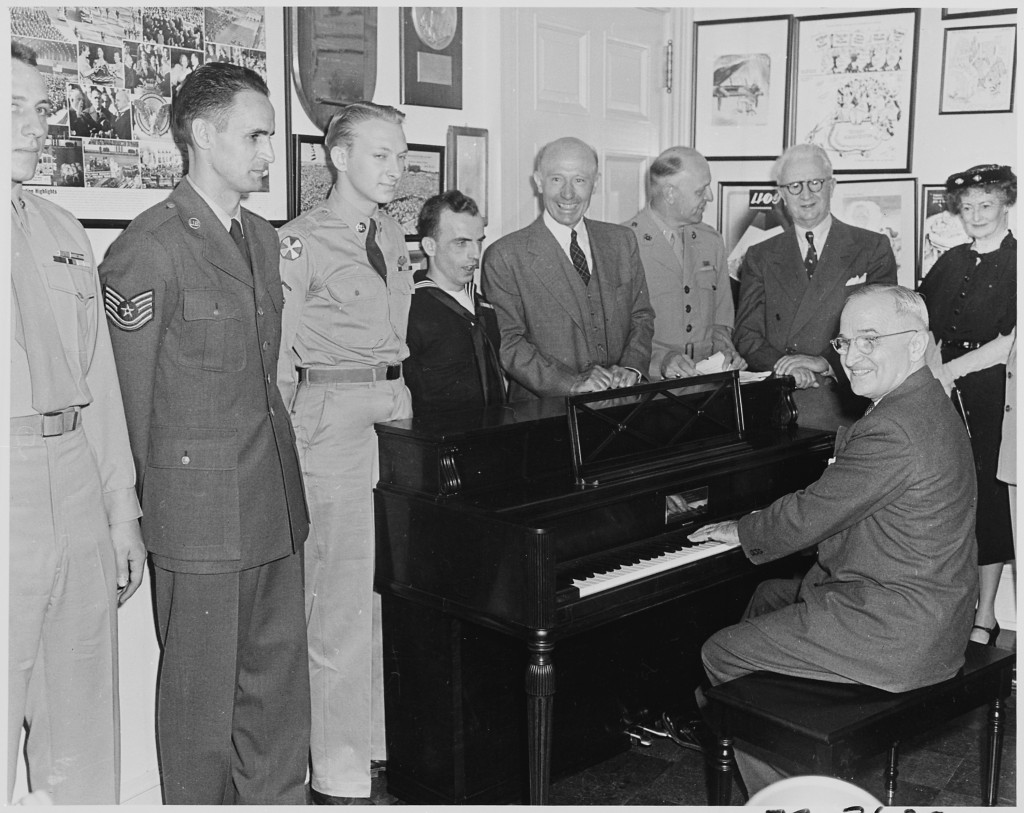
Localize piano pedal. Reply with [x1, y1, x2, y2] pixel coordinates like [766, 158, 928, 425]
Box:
[661, 712, 707, 754]
[625, 727, 653, 747]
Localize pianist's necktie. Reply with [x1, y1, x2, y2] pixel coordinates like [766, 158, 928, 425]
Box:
[366, 218, 389, 282]
[229, 218, 252, 272]
[804, 231, 818, 279]
[569, 229, 591, 285]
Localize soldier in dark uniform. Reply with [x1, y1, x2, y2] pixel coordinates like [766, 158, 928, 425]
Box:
[406, 190, 505, 414]
[99, 63, 311, 805]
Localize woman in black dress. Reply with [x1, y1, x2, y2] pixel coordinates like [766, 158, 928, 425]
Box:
[920, 164, 1016, 646]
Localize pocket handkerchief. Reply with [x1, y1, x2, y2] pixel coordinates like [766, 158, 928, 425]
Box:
[845, 273, 867, 286]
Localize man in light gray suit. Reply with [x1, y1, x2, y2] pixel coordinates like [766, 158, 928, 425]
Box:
[733, 144, 897, 430]
[482, 137, 654, 400]
[693, 285, 978, 796]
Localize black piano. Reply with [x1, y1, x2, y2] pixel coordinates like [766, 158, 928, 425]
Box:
[374, 372, 835, 804]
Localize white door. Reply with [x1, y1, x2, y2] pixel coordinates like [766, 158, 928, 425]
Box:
[499, 7, 679, 233]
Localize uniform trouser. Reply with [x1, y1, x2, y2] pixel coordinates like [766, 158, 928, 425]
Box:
[152, 551, 310, 804]
[8, 423, 120, 804]
[701, 577, 858, 798]
[291, 377, 412, 797]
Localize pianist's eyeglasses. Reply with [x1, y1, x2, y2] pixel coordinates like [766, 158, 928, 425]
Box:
[778, 178, 829, 195]
[829, 330, 920, 355]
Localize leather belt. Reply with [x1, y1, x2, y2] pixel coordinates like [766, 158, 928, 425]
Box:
[10, 407, 82, 437]
[299, 364, 403, 384]
[943, 340, 985, 351]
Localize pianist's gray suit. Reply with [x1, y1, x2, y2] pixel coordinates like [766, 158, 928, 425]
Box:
[702, 365, 977, 791]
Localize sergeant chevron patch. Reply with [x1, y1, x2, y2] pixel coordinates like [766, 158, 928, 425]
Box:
[104, 286, 154, 331]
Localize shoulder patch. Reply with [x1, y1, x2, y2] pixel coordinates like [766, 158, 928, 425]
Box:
[104, 286, 154, 331]
[280, 235, 303, 260]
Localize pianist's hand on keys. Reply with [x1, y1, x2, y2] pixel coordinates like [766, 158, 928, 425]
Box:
[687, 519, 740, 545]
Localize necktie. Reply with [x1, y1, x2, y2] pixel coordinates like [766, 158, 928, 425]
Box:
[804, 231, 818, 278]
[570, 229, 591, 285]
[229, 218, 251, 272]
[366, 218, 389, 282]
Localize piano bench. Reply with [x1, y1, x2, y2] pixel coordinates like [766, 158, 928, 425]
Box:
[704, 642, 1015, 806]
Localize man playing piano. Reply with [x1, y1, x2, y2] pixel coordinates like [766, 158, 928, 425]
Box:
[482, 136, 654, 400]
[690, 284, 978, 797]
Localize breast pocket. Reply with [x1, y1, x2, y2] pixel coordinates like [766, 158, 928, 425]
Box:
[178, 288, 247, 372]
[324, 274, 387, 349]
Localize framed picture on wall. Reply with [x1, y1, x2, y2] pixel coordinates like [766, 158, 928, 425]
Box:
[446, 126, 488, 223]
[939, 24, 1017, 114]
[290, 134, 333, 220]
[790, 9, 919, 173]
[942, 8, 1016, 19]
[382, 144, 444, 243]
[717, 181, 790, 283]
[919, 184, 970, 284]
[833, 178, 917, 289]
[692, 16, 792, 160]
[400, 7, 462, 109]
[15, 6, 289, 226]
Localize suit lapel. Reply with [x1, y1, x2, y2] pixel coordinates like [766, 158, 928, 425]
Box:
[169, 181, 254, 289]
[789, 219, 856, 336]
[526, 217, 586, 328]
[766, 229, 809, 306]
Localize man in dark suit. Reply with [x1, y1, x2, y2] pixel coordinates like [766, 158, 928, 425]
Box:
[733, 144, 897, 429]
[111, 88, 132, 139]
[482, 136, 654, 400]
[99, 63, 310, 805]
[693, 284, 978, 796]
[406, 190, 505, 414]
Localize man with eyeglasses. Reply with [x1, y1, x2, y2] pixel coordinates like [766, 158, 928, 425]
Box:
[692, 285, 978, 797]
[733, 144, 897, 430]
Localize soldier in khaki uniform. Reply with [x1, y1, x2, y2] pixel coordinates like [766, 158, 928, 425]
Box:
[9, 44, 145, 804]
[624, 146, 745, 379]
[277, 102, 414, 804]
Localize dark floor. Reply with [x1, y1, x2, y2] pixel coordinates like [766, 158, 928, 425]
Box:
[366, 631, 1017, 806]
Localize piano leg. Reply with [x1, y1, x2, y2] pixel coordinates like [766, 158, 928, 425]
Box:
[525, 630, 555, 805]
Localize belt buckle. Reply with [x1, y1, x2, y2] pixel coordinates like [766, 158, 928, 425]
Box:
[41, 408, 78, 437]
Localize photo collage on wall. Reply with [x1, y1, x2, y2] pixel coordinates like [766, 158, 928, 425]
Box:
[12, 6, 267, 194]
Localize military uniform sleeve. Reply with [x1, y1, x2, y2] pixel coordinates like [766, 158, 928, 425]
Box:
[710, 232, 735, 331]
[276, 227, 314, 410]
[99, 227, 176, 498]
[733, 247, 781, 371]
[80, 235, 142, 525]
[617, 231, 655, 375]
[482, 242, 579, 396]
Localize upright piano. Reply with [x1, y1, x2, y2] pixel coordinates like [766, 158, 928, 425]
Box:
[374, 372, 835, 804]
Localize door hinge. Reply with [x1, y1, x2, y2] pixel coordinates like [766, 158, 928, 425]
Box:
[664, 39, 673, 94]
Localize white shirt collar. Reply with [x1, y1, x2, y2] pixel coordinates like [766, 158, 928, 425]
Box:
[543, 210, 593, 272]
[186, 175, 240, 233]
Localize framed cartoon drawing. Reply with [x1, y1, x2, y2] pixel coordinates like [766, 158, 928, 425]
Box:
[940, 24, 1016, 114]
[791, 9, 919, 173]
[692, 16, 792, 160]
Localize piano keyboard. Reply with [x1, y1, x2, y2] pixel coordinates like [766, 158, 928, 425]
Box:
[567, 538, 740, 597]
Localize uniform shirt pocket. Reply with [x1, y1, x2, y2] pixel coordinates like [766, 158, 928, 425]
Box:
[178, 288, 247, 372]
[143, 426, 241, 560]
[323, 273, 388, 349]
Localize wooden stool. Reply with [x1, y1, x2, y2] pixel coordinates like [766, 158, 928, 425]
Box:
[705, 642, 1015, 806]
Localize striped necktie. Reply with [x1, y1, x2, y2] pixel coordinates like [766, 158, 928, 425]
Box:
[570, 229, 591, 285]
